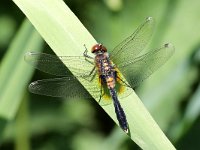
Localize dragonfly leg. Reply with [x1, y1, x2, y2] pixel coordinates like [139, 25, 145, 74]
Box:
[98, 83, 104, 103]
[83, 44, 94, 59]
[83, 45, 94, 65]
[115, 71, 131, 88]
[85, 58, 94, 65]
[89, 68, 96, 80]
[118, 77, 131, 88]
[89, 67, 95, 75]
[81, 69, 96, 82]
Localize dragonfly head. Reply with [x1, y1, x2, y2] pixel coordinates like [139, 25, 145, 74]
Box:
[91, 43, 107, 54]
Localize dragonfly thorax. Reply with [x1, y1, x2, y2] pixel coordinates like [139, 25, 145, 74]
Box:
[95, 52, 113, 73]
[94, 50, 116, 89]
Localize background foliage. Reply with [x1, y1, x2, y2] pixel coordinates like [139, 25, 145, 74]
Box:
[0, 0, 200, 149]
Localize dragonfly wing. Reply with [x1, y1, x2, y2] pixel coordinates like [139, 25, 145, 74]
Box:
[24, 52, 94, 77]
[29, 76, 100, 99]
[117, 43, 175, 88]
[110, 17, 155, 66]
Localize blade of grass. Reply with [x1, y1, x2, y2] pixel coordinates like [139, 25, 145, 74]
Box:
[100, 127, 128, 150]
[169, 81, 200, 142]
[0, 19, 43, 142]
[12, 0, 176, 149]
[0, 19, 43, 120]
[15, 94, 30, 150]
[0, 118, 7, 142]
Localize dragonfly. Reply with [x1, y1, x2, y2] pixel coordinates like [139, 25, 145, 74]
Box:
[25, 17, 174, 133]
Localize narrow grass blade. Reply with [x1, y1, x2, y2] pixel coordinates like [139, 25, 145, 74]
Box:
[0, 19, 43, 120]
[15, 94, 30, 150]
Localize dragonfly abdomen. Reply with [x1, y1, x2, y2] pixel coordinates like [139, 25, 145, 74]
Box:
[110, 88, 128, 133]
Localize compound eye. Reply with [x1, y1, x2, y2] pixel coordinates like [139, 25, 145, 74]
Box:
[91, 44, 101, 53]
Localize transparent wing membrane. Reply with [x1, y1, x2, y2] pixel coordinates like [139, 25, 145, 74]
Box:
[25, 52, 101, 100]
[110, 17, 155, 66]
[29, 76, 100, 99]
[24, 52, 94, 77]
[117, 43, 175, 88]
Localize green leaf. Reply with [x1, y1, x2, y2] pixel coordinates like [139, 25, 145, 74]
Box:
[12, 0, 175, 149]
[0, 19, 43, 120]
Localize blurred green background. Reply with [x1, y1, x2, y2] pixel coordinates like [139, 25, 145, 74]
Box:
[0, 0, 200, 149]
